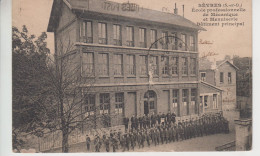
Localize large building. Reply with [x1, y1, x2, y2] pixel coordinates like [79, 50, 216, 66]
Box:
[47, 0, 216, 129]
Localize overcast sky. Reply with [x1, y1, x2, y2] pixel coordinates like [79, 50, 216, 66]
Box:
[12, 0, 252, 61]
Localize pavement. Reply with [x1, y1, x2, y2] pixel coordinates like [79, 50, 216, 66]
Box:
[46, 131, 235, 153]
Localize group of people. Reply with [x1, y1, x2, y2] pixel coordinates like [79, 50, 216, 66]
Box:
[86, 112, 229, 152]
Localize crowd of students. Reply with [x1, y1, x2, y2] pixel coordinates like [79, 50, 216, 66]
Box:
[85, 112, 229, 152]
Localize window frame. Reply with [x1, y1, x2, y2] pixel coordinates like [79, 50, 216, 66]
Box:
[182, 57, 188, 76]
[150, 55, 159, 76]
[161, 56, 169, 76]
[114, 54, 123, 76]
[127, 54, 136, 76]
[201, 72, 206, 81]
[113, 24, 122, 46]
[80, 20, 93, 43]
[140, 55, 148, 76]
[98, 53, 109, 76]
[220, 72, 224, 83]
[126, 26, 134, 47]
[99, 93, 110, 114]
[98, 22, 107, 44]
[150, 29, 157, 49]
[228, 72, 232, 84]
[82, 52, 94, 77]
[139, 28, 147, 48]
[115, 93, 124, 115]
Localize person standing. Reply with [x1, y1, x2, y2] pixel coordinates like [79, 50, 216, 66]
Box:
[123, 117, 129, 131]
[86, 135, 91, 152]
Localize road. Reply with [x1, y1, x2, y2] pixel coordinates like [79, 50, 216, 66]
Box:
[46, 131, 235, 153]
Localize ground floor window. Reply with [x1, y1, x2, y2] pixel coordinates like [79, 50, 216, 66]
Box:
[115, 93, 124, 115]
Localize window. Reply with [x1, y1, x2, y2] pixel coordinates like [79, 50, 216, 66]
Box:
[161, 31, 168, 49]
[220, 72, 224, 83]
[114, 54, 123, 76]
[170, 32, 177, 50]
[182, 57, 188, 75]
[150, 56, 158, 76]
[100, 93, 110, 114]
[213, 94, 218, 109]
[140, 55, 148, 75]
[191, 89, 196, 104]
[126, 26, 134, 47]
[171, 57, 178, 75]
[150, 29, 157, 49]
[84, 94, 95, 116]
[127, 55, 135, 75]
[82, 52, 94, 76]
[115, 93, 124, 114]
[180, 34, 187, 51]
[201, 72, 206, 81]
[190, 58, 196, 75]
[182, 89, 188, 108]
[98, 23, 107, 44]
[190, 35, 195, 51]
[228, 72, 232, 84]
[113, 25, 122, 46]
[139, 28, 146, 48]
[172, 89, 178, 108]
[98, 53, 109, 76]
[204, 95, 208, 107]
[161, 56, 169, 75]
[80, 21, 93, 43]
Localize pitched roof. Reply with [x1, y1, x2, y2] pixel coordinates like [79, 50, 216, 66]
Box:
[48, 0, 206, 32]
[217, 60, 239, 70]
[200, 81, 223, 91]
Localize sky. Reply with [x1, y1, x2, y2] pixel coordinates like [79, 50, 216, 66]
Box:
[12, 0, 252, 61]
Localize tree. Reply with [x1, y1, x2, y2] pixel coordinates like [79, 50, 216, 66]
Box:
[12, 25, 51, 151]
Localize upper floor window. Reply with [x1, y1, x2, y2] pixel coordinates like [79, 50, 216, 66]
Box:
[220, 72, 224, 83]
[190, 35, 195, 51]
[114, 54, 123, 76]
[127, 55, 135, 76]
[80, 21, 93, 43]
[182, 57, 188, 75]
[126, 26, 134, 47]
[150, 56, 158, 76]
[180, 34, 187, 51]
[182, 89, 188, 104]
[161, 56, 169, 75]
[115, 93, 124, 115]
[201, 72, 206, 81]
[113, 24, 122, 46]
[190, 58, 196, 75]
[170, 32, 177, 50]
[161, 31, 168, 49]
[228, 72, 232, 84]
[98, 53, 109, 76]
[171, 57, 178, 75]
[140, 55, 148, 75]
[98, 23, 107, 44]
[82, 52, 94, 76]
[150, 29, 157, 49]
[139, 28, 146, 48]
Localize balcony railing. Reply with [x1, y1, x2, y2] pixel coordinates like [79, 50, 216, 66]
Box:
[98, 38, 107, 44]
[113, 39, 122, 46]
[80, 37, 93, 43]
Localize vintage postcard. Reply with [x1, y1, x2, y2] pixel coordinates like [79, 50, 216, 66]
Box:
[11, 0, 252, 153]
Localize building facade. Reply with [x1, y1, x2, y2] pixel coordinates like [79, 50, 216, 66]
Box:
[199, 59, 238, 111]
[48, 0, 209, 129]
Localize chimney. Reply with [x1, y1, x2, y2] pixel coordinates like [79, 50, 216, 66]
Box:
[182, 5, 184, 17]
[174, 3, 178, 14]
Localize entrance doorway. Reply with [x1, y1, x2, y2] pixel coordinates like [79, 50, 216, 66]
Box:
[144, 90, 157, 115]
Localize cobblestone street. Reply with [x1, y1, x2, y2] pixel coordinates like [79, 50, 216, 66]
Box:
[47, 131, 235, 153]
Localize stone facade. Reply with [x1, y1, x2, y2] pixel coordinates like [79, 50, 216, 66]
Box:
[47, 0, 222, 129]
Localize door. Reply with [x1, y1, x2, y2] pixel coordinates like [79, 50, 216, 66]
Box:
[144, 101, 149, 115]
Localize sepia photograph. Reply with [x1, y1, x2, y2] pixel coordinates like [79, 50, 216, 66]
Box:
[8, 0, 253, 153]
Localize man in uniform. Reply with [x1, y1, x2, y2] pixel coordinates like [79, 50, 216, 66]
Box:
[111, 135, 118, 152]
[138, 115, 143, 129]
[123, 117, 129, 131]
[94, 135, 101, 152]
[131, 115, 135, 130]
[151, 112, 156, 127]
[146, 130, 151, 147]
[104, 136, 110, 152]
[86, 134, 91, 152]
[157, 113, 161, 125]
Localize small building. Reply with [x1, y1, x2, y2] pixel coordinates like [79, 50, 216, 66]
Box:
[199, 58, 238, 111]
